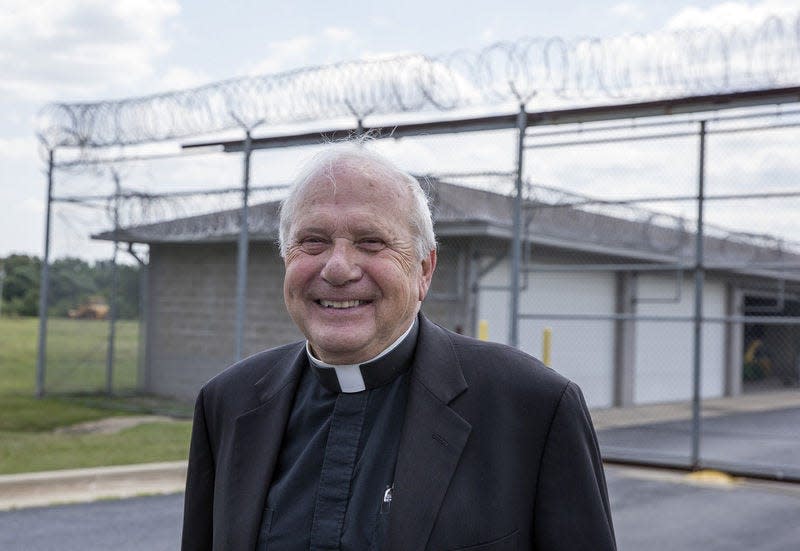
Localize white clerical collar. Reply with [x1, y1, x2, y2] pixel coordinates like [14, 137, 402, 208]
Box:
[306, 320, 416, 393]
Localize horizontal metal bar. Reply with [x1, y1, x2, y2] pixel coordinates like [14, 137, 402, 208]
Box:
[518, 313, 800, 324]
[706, 261, 800, 270]
[520, 313, 692, 322]
[526, 120, 800, 148]
[52, 184, 290, 203]
[695, 315, 798, 324]
[702, 191, 800, 201]
[524, 263, 691, 273]
[526, 87, 800, 127]
[529, 190, 800, 209]
[523, 262, 800, 274]
[706, 120, 800, 136]
[525, 129, 700, 148]
[53, 201, 108, 211]
[181, 86, 800, 152]
[51, 196, 109, 204]
[196, 118, 522, 153]
[526, 106, 800, 139]
[54, 144, 222, 168]
[430, 170, 515, 179]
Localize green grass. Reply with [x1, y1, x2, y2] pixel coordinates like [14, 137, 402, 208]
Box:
[0, 317, 140, 394]
[0, 422, 192, 474]
[0, 316, 192, 475]
[0, 316, 40, 394]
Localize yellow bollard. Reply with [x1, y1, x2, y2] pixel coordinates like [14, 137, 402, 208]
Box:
[542, 327, 552, 367]
[478, 320, 489, 341]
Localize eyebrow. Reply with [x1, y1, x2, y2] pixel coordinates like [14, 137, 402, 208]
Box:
[294, 219, 397, 236]
[293, 226, 330, 236]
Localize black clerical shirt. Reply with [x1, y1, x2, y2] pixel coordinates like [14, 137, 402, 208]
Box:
[257, 320, 418, 551]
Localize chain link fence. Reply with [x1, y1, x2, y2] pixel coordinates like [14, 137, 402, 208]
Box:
[34, 96, 800, 481]
[467, 108, 800, 480]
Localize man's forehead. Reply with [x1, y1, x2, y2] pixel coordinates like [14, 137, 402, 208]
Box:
[290, 174, 412, 237]
[293, 204, 403, 233]
[302, 162, 407, 200]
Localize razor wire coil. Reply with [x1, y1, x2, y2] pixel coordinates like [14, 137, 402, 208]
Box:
[37, 13, 800, 149]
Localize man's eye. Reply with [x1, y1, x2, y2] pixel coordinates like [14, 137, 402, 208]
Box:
[358, 239, 386, 252]
[299, 238, 328, 253]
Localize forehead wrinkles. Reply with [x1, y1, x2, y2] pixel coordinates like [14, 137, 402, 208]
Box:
[310, 166, 406, 201]
[298, 165, 412, 216]
[294, 207, 407, 246]
[285, 160, 418, 248]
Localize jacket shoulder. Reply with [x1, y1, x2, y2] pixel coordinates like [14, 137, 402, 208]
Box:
[200, 341, 304, 403]
[444, 329, 573, 402]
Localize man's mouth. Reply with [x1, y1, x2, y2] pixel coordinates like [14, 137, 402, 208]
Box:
[316, 299, 370, 309]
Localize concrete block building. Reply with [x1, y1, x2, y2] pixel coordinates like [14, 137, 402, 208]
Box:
[98, 179, 800, 405]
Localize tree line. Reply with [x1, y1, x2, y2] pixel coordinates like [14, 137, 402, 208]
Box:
[0, 254, 140, 319]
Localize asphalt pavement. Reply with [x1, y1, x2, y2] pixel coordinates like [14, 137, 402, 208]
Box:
[606, 466, 800, 551]
[0, 493, 182, 551]
[594, 390, 800, 480]
[3, 465, 800, 550]
[599, 406, 800, 479]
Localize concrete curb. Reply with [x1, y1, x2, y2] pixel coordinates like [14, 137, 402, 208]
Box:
[0, 461, 187, 511]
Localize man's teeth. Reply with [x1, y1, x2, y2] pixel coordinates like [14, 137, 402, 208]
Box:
[319, 299, 365, 309]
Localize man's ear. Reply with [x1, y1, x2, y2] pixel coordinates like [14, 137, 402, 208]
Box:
[417, 249, 437, 301]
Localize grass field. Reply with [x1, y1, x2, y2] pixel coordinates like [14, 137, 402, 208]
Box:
[0, 317, 192, 475]
[1, 317, 139, 394]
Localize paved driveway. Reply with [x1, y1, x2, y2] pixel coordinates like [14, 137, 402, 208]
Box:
[2, 465, 800, 550]
[598, 406, 800, 479]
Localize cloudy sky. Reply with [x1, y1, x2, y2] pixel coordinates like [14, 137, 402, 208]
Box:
[1, 0, 799, 259]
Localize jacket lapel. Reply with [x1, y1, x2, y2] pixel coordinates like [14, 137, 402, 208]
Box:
[386, 316, 471, 551]
[224, 345, 306, 550]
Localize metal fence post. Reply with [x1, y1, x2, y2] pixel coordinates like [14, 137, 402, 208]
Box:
[127, 244, 148, 393]
[106, 170, 121, 395]
[234, 128, 253, 362]
[510, 104, 527, 348]
[691, 120, 707, 469]
[36, 147, 55, 398]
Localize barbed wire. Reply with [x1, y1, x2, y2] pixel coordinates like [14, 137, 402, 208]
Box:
[37, 13, 800, 149]
[523, 181, 800, 262]
[50, 168, 795, 267]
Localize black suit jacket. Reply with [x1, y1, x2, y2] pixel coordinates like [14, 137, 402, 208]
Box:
[182, 316, 616, 550]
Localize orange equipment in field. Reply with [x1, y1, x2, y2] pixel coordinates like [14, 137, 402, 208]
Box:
[67, 296, 110, 320]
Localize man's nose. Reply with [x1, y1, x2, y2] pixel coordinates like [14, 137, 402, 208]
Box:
[320, 239, 362, 286]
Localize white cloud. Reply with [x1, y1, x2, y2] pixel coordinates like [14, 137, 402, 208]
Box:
[0, 137, 37, 161]
[21, 197, 44, 216]
[246, 28, 360, 76]
[156, 66, 211, 92]
[323, 26, 354, 42]
[665, 0, 798, 30]
[611, 2, 645, 21]
[0, 0, 180, 101]
[247, 35, 317, 75]
[358, 50, 416, 62]
[367, 15, 390, 27]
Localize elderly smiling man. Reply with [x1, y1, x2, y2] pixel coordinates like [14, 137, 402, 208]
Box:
[181, 144, 616, 551]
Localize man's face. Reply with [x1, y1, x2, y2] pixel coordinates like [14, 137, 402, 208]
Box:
[283, 164, 436, 365]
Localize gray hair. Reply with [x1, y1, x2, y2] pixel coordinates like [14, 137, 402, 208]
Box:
[278, 143, 436, 260]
